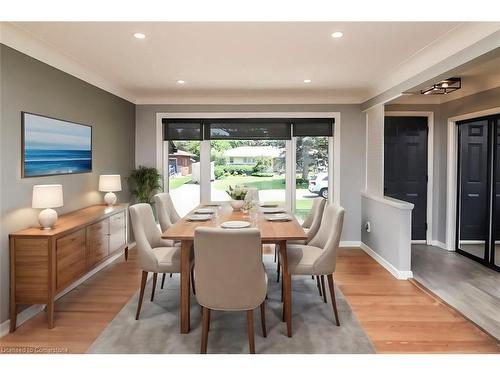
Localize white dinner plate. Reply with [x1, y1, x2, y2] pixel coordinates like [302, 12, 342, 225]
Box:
[186, 214, 212, 221]
[259, 202, 279, 208]
[265, 214, 292, 222]
[261, 207, 286, 214]
[220, 221, 251, 229]
[194, 208, 215, 214]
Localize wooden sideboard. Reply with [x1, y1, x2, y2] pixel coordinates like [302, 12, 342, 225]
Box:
[9, 204, 129, 332]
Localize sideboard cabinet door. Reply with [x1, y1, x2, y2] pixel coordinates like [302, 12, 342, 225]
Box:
[56, 229, 86, 291]
[86, 219, 109, 267]
[109, 211, 126, 253]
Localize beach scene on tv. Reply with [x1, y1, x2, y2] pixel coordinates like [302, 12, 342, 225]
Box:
[23, 113, 92, 177]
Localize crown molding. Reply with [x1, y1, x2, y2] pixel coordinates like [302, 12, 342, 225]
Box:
[0, 22, 136, 103]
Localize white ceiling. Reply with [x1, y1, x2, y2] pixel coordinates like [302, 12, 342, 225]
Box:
[4, 22, 498, 104]
[389, 48, 500, 105]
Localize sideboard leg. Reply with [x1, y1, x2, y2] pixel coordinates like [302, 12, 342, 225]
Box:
[124, 247, 129, 261]
[47, 299, 55, 329]
[9, 303, 17, 332]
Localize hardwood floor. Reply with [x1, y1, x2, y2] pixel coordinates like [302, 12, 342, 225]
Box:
[0, 247, 498, 354]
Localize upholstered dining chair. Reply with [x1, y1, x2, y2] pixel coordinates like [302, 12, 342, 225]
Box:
[154, 192, 181, 228]
[281, 203, 345, 326]
[276, 197, 327, 283]
[129, 203, 191, 320]
[194, 227, 268, 354]
[154, 192, 186, 287]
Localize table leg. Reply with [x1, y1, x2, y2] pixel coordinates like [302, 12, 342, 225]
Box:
[180, 240, 192, 334]
[278, 240, 292, 337]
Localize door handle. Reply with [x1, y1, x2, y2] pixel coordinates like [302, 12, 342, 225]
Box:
[467, 193, 479, 197]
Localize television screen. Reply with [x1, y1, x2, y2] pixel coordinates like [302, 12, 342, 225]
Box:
[22, 112, 92, 177]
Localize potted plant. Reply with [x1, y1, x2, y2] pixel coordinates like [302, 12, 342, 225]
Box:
[226, 185, 248, 211]
[129, 166, 162, 204]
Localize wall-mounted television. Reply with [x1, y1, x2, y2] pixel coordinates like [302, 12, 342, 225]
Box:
[22, 112, 92, 178]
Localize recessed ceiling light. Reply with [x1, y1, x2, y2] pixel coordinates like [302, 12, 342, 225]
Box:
[177, 80, 186, 85]
[331, 31, 343, 39]
[303, 79, 312, 83]
[133, 32, 146, 39]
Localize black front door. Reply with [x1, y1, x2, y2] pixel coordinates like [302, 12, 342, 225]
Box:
[384, 116, 428, 240]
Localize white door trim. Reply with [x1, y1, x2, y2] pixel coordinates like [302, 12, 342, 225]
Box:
[445, 107, 500, 251]
[155, 112, 341, 209]
[385, 111, 434, 245]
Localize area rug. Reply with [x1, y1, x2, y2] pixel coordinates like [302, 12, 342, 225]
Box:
[87, 255, 374, 354]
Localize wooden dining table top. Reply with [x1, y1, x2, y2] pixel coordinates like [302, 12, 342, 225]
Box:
[161, 202, 307, 242]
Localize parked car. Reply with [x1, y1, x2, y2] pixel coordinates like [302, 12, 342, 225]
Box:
[308, 173, 329, 198]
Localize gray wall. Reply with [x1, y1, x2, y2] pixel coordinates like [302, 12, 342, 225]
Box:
[135, 104, 366, 242]
[386, 86, 500, 244]
[0, 45, 136, 324]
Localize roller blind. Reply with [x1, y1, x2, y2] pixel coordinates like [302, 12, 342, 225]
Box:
[206, 119, 291, 140]
[163, 119, 204, 140]
[292, 119, 334, 137]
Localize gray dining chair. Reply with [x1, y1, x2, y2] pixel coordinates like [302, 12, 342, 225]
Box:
[194, 227, 268, 354]
[281, 203, 345, 326]
[129, 203, 192, 320]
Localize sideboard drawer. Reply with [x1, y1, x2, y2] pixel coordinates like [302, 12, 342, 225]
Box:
[56, 229, 86, 291]
[86, 219, 109, 267]
[109, 211, 126, 253]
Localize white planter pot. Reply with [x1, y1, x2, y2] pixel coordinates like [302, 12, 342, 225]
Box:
[230, 200, 245, 211]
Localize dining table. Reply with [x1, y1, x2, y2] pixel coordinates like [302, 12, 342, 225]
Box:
[161, 202, 307, 337]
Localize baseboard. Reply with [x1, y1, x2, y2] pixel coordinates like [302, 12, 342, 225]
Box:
[339, 241, 361, 248]
[360, 242, 413, 280]
[429, 240, 451, 250]
[0, 244, 133, 338]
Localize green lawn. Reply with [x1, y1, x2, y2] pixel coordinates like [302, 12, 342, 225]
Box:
[169, 176, 192, 190]
[212, 175, 285, 191]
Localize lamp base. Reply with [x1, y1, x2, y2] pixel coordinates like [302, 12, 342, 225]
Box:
[39, 208, 58, 230]
[104, 192, 117, 206]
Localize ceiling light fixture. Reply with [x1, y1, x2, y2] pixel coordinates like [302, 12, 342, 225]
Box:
[133, 32, 146, 39]
[303, 79, 312, 83]
[331, 31, 343, 39]
[420, 77, 461, 95]
[177, 80, 186, 85]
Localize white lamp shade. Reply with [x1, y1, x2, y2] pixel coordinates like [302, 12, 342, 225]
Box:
[32, 184, 64, 209]
[99, 175, 122, 192]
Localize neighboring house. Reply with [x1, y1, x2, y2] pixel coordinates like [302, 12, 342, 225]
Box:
[223, 146, 283, 168]
[169, 150, 196, 176]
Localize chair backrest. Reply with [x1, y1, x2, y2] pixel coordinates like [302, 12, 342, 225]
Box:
[154, 192, 181, 225]
[305, 198, 327, 242]
[302, 197, 326, 229]
[194, 227, 267, 311]
[154, 193, 174, 232]
[129, 203, 162, 271]
[309, 203, 345, 275]
[245, 187, 259, 202]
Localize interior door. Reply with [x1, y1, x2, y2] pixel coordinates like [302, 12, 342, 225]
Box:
[384, 116, 428, 240]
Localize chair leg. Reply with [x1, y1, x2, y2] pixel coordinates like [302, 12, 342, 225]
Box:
[200, 307, 210, 354]
[327, 274, 340, 326]
[135, 271, 148, 320]
[311, 275, 314, 280]
[246, 310, 255, 354]
[151, 273, 158, 301]
[281, 273, 285, 322]
[320, 275, 327, 303]
[170, 273, 173, 278]
[316, 275, 322, 297]
[191, 267, 196, 295]
[274, 247, 277, 263]
[161, 273, 166, 289]
[260, 301, 267, 338]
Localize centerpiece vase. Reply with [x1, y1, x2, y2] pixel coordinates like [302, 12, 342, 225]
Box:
[230, 200, 245, 211]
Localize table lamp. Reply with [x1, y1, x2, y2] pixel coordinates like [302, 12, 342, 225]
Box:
[99, 175, 122, 206]
[32, 184, 64, 230]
